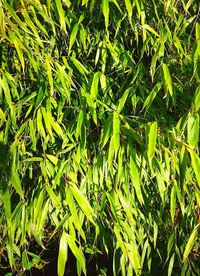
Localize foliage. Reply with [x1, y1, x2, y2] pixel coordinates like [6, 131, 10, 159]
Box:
[0, 0, 200, 275]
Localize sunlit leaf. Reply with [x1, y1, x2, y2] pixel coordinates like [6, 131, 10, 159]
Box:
[102, 0, 109, 30]
[162, 63, 173, 96]
[55, 0, 66, 32]
[147, 121, 157, 161]
[187, 113, 199, 149]
[58, 230, 68, 276]
[183, 225, 199, 262]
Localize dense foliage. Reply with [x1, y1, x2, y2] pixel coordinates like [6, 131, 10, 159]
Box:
[0, 0, 200, 275]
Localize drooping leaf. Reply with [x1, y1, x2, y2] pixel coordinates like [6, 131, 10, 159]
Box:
[69, 24, 79, 53]
[162, 63, 173, 96]
[102, 0, 109, 30]
[187, 113, 199, 149]
[183, 225, 199, 262]
[188, 150, 200, 187]
[65, 233, 86, 275]
[55, 0, 66, 32]
[130, 151, 144, 205]
[124, 0, 133, 18]
[58, 230, 68, 276]
[90, 72, 100, 98]
[170, 185, 176, 225]
[142, 82, 162, 112]
[113, 111, 120, 152]
[45, 58, 54, 96]
[69, 182, 95, 224]
[147, 121, 157, 161]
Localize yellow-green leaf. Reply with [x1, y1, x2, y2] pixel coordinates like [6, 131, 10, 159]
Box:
[117, 89, 129, 113]
[90, 72, 100, 98]
[142, 24, 159, 37]
[113, 111, 120, 152]
[102, 0, 109, 30]
[162, 63, 173, 96]
[58, 231, 68, 276]
[0, 107, 6, 121]
[69, 183, 94, 224]
[147, 121, 157, 161]
[189, 150, 200, 187]
[45, 58, 54, 96]
[187, 113, 199, 149]
[75, 110, 84, 139]
[71, 57, 89, 75]
[69, 24, 79, 52]
[170, 185, 176, 225]
[8, 31, 25, 71]
[65, 233, 86, 275]
[130, 151, 144, 205]
[183, 225, 199, 262]
[125, 0, 133, 18]
[55, 0, 66, 32]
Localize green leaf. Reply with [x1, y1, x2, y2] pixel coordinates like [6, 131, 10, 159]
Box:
[22, 249, 32, 270]
[130, 151, 144, 205]
[50, 212, 70, 239]
[187, 113, 199, 149]
[117, 89, 129, 113]
[142, 82, 162, 112]
[90, 72, 100, 98]
[168, 253, 175, 276]
[1, 180, 11, 223]
[108, 135, 115, 164]
[46, 186, 61, 207]
[49, 116, 66, 140]
[69, 24, 79, 52]
[147, 121, 157, 161]
[170, 185, 176, 225]
[183, 225, 199, 262]
[162, 63, 173, 96]
[192, 86, 200, 112]
[184, 1, 192, 12]
[41, 108, 53, 137]
[65, 188, 85, 240]
[58, 231, 68, 276]
[4, 2, 30, 33]
[29, 119, 37, 150]
[65, 233, 86, 275]
[0, 107, 6, 121]
[71, 57, 89, 75]
[46, 154, 59, 165]
[126, 242, 141, 274]
[45, 58, 54, 96]
[6, 241, 15, 268]
[69, 182, 94, 224]
[8, 31, 25, 71]
[113, 111, 120, 152]
[80, 26, 87, 51]
[37, 108, 46, 138]
[188, 150, 200, 187]
[55, 0, 66, 32]
[142, 24, 159, 37]
[102, 0, 109, 30]
[150, 51, 158, 82]
[83, 90, 97, 125]
[0, 76, 12, 109]
[76, 110, 84, 139]
[82, 0, 89, 5]
[167, 231, 175, 257]
[112, 0, 122, 12]
[10, 171, 24, 199]
[124, 0, 133, 18]
[101, 113, 112, 148]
